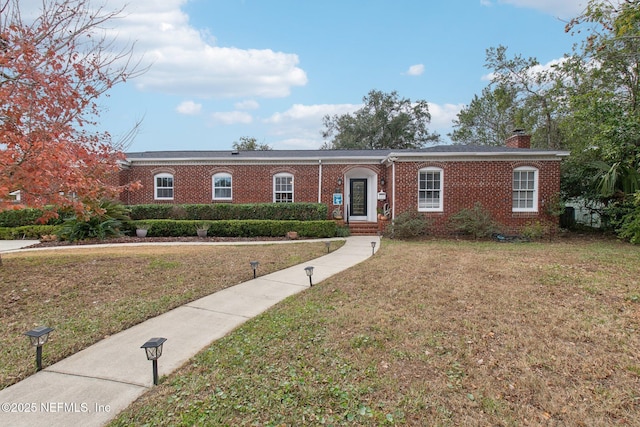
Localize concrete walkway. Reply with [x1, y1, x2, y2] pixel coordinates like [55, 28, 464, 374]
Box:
[0, 236, 380, 427]
[0, 240, 40, 251]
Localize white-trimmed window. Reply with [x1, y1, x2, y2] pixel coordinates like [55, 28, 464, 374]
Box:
[154, 173, 174, 200]
[418, 167, 443, 211]
[213, 173, 232, 200]
[512, 167, 538, 212]
[273, 173, 293, 203]
[9, 190, 21, 202]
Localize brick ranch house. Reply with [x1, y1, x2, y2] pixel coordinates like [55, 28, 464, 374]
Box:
[118, 133, 569, 235]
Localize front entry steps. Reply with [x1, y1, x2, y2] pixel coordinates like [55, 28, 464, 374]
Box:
[348, 221, 380, 236]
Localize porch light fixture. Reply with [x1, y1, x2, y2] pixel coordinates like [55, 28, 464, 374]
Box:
[337, 177, 343, 186]
[304, 266, 314, 286]
[380, 177, 386, 186]
[250, 260, 259, 278]
[371, 241, 376, 255]
[141, 337, 167, 385]
[24, 326, 54, 372]
[325, 241, 331, 253]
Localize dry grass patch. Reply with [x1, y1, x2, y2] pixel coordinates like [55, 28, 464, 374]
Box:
[112, 239, 640, 426]
[0, 241, 338, 389]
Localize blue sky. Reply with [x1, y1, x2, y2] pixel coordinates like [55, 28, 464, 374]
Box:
[90, 0, 588, 152]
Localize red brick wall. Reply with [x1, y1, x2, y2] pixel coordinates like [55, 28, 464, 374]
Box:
[120, 163, 388, 208]
[390, 159, 562, 233]
[119, 159, 561, 233]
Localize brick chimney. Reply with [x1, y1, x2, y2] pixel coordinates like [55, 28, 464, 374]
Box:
[505, 129, 531, 149]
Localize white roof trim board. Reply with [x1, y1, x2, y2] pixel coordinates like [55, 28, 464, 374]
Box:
[124, 146, 569, 166]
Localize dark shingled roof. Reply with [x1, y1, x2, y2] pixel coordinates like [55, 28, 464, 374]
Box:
[125, 145, 566, 160]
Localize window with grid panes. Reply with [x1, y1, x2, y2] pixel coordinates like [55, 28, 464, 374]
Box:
[512, 167, 538, 212]
[418, 168, 443, 211]
[273, 173, 293, 203]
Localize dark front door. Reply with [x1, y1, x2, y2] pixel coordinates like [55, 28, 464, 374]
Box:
[350, 179, 367, 217]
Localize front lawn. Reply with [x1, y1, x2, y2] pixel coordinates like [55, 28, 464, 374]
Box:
[111, 238, 640, 426]
[0, 241, 337, 389]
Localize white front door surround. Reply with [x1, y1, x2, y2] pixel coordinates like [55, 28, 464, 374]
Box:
[344, 168, 377, 222]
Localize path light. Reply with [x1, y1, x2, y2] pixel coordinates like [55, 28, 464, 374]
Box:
[325, 241, 331, 253]
[304, 266, 314, 286]
[141, 337, 167, 386]
[24, 326, 54, 372]
[250, 260, 259, 279]
[371, 241, 376, 255]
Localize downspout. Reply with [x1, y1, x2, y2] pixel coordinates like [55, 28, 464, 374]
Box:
[318, 159, 322, 203]
[391, 158, 397, 219]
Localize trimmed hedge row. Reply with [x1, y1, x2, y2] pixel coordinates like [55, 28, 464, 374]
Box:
[0, 203, 329, 227]
[0, 208, 64, 227]
[131, 220, 337, 238]
[0, 220, 338, 240]
[0, 225, 59, 240]
[128, 203, 328, 221]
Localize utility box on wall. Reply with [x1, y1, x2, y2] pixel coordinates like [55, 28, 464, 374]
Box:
[377, 192, 386, 200]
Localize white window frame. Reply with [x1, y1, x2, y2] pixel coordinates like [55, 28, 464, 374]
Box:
[418, 167, 443, 212]
[9, 190, 21, 202]
[154, 173, 174, 200]
[273, 173, 294, 203]
[212, 173, 232, 200]
[512, 167, 538, 212]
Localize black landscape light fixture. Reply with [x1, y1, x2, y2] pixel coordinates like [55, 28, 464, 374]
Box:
[325, 241, 331, 253]
[250, 260, 259, 278]
[24, 326, 54, 372]
[371, 241, 376, 255]
[304, 266, 314, 286]
[141, 337, 167, 386]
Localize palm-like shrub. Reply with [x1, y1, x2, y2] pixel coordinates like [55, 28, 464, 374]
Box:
[58, 200, 129, 241]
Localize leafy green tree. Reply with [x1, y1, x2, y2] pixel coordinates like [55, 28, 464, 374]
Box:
[321, 90, 440, 149]
[484, 45, 566, 149]
[449, 84, 520, 146]
[232, 136, 272, 151]
[562, 0, 640, 199]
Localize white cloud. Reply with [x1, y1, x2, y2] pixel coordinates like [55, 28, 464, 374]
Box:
[235, 100, 260, 110]
[265, 103, 360, 125]
[176, 100, 202, 115]
[103, 0, 307, 98]
[211, 111, 253, 125]
[428, 103, 465, 130]
[263, 104, 360, 149]
[481, 0, 587, 18]
[262, 102, 462, 149]
[406, 64, 425, 76]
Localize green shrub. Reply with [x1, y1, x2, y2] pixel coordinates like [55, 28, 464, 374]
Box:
[0, 225, 59, 239]
[335, 226, 351, 237]
[134, 219, 336, 238]
[386, 210, 432, 239]
[58, 200, 130, 242]
[520, 220, 549, 240]
[0, 207, 64, 227]
[614, 192, 640, 244]
[58, 218, 123, 241]
[0, 208, 43, 227]
[128, 203, 327, 221]
[448, 202, 499, 239]
[169, 205, 189, 220]
[128, 204, 174, 220]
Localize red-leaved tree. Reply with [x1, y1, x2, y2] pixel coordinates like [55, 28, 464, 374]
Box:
[0, 0, 143, 220]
